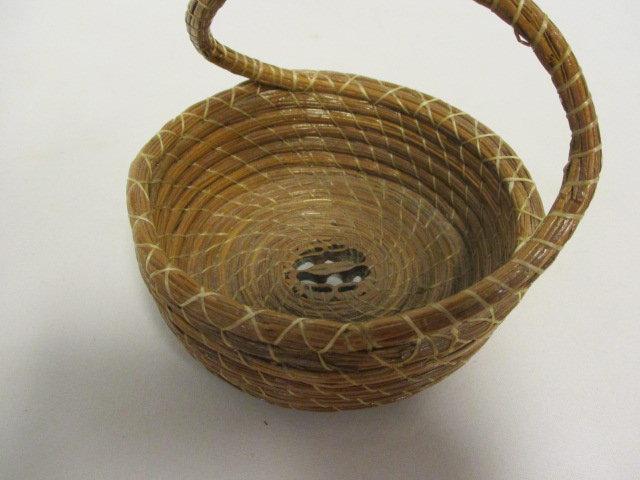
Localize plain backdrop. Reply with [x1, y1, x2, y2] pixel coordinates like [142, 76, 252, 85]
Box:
[1, 1, 639, 479]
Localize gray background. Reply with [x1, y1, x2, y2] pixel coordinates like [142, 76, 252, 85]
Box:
[1, 1, 638, 478]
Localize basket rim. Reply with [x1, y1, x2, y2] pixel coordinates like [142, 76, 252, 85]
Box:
[128, 74, 545, 343]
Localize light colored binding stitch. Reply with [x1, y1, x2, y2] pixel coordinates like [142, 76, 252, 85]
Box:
[126, 0, 602, 411]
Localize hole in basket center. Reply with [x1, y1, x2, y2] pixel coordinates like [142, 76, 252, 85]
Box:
[293, 245, 370, 294]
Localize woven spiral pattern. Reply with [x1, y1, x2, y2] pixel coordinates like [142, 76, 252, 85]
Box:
[127, 0, 601, 411]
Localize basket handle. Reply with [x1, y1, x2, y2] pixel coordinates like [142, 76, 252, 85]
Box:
[185, 0, 601, 284]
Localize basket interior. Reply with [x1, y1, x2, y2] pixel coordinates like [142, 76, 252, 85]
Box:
[147, 77, 543, 322]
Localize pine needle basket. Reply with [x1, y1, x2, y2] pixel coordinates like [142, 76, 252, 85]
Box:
[127, 0, 601, 411]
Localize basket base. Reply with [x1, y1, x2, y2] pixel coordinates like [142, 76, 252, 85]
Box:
[162, 306, 489, 411]
[190, 164, 473, 322]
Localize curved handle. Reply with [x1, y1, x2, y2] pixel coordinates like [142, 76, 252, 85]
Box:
[185, 0, 601, 285]
[186, 0, 296, 88]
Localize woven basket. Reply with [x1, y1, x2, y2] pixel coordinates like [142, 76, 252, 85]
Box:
[127, 0, 601, 411]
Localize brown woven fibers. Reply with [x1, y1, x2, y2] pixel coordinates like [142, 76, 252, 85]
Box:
[127, 0, 601, 411]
